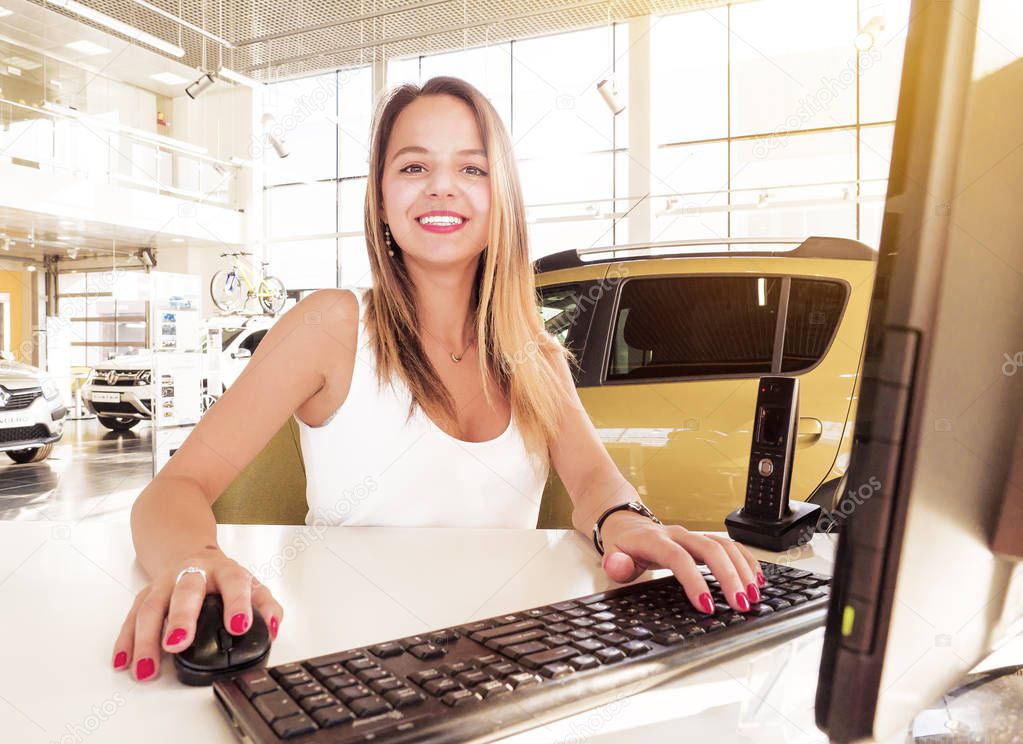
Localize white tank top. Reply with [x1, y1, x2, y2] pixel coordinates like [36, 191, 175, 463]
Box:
[297, 286, 550, 529]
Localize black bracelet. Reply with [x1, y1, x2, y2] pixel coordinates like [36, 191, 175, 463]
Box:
[592, 501, 662, 556]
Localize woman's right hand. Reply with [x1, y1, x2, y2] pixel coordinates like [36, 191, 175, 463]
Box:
[111, 547, 285, 681]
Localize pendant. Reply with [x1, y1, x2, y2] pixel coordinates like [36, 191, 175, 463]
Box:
[450, 352, 462, 363]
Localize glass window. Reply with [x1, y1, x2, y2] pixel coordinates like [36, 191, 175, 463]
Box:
[512, 27, 616, 159]
[538, 282, 593, 380]
[339, 177, 367, 233]
[781, 279, 848, 372]
[859, 123, 895, 247]
[859, 0, 912, 124]
[267, 239, 337, 290]
[730, 0, 858, 137]
[607, 276, 781, 381]
[652, 8, 728, 144]
[340, 236, 373, 287]
[650, 140, 729, 243]
[262, 72, 339, 186]
[339, 66, 373, 178]
[387, 57, 421, 87]
[267, 182, 337, 238]
[421, 44, 512, 128]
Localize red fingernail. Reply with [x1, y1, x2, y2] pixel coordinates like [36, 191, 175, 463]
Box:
[113, 651, 127, 669]
[735, 591, 751, 612]
[230, 613, 248, 634]
[698, 592, 714, 614]
[270, 616, 279, 640]
[757, 572, 766, 587]
[746, 583, 761, 603]
[136, 657, 155, 680]
[165, 627, 187, 646]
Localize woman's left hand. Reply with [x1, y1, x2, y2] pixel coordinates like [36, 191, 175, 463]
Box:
[597, 511, 765, 614]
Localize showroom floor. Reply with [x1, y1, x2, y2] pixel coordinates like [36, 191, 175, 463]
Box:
[0, 418, 151, 522]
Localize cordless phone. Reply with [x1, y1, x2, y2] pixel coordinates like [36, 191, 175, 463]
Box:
[745, 377, 800, 520]
[725, 376, 821, 551]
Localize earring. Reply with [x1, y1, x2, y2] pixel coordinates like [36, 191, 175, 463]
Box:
[384, 224, 394, 257]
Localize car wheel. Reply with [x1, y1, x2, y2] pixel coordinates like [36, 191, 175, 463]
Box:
[98, 416, 139, 431]
[6, 443, 54, 464]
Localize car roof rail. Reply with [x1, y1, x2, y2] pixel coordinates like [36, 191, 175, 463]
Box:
[532, 236, 876, 273]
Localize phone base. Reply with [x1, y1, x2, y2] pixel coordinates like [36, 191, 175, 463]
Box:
[725, 500, 822, 552]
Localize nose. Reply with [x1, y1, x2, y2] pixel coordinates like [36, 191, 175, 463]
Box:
[424, 166, 457, 198]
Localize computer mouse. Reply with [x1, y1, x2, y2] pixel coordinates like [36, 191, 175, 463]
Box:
[174, 593, 271, 686]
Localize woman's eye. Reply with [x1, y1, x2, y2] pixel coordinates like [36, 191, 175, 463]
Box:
[465, 165, 488, 176]
[400, 164, 424, 174]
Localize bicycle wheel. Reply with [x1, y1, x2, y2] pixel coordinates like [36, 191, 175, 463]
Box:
[211, 269, 245, 313]
[258, 276, 287, 315]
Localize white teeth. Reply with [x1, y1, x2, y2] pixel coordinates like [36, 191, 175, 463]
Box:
[418, 216, 464, 226]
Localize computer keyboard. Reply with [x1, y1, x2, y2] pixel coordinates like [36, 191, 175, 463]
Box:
[212, 561, 830, 743]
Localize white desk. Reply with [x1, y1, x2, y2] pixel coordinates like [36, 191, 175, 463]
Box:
[0, 521, 841, 743]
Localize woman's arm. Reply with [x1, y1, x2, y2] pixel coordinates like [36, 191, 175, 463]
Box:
[544, 339, 764, 614]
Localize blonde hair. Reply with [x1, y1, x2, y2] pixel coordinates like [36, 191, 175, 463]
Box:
[362, 76, 573, 461]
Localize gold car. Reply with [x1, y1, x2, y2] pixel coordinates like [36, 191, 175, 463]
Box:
[534, 237, 876, 531]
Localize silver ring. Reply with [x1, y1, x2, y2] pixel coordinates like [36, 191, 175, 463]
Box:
[175, 566, 208, 586]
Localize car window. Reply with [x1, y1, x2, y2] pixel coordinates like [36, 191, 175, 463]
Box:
[780, 279, 847, 373]
[220, 328, 245, 350]
[606, 276, 781, 381]
[239, 329, 269, 353]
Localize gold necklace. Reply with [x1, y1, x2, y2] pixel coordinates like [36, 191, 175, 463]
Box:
[450, 335, 475, 363]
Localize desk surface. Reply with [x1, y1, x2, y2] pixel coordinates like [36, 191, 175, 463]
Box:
[0, 520, 843, 743]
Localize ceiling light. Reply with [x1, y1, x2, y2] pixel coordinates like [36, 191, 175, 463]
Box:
[261, 114, 289, 158]
[170, 237, 184, 243]
[596, 78, 625, 115]
[64, 40, 110, 56]
[186, 72, 216, 99]
[0, 7, 12, 17]
[216, 67, 260, 88]
[2, 239, 10, 251]
[150, 72, 188, 86]
[48, 1, 185, 57]
[27, 264, 37, 272]
[56, 234, 75, 240]
[49, 78, 62, 88]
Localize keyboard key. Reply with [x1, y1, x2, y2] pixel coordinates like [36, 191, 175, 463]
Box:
[235, 670, 278, 698]
[409, 669, 441, 686]
[336, 685, 372, 704]
[300, 693, 337, 713]
[424, 678, 460, 696]
[290, 682, 326, 699]
[563, 608, 590, 618]
[620, 641, 651, 657]
[358, 668, 390, 682]
[568, 617, 595, 628]
[311, 663, 347, 681]
[506, 672, 541, 689]
[270, 663, 304, 679]
[540, 613, 568, 623]
[384, 687, 426, 709]
[590, 622, 617, 634]
[323, 674, 360, 693]
[431, 629, 460, 644]
[697, 619, 727, 633]
[544, 634, 573, 647]
[369, 642, 404, 658]
[312, 704, 354, 728]
[547, 622, 572, 633]
[520, 646, 578, 670]
[595, 647, 626, 664]
[462, 621, 495, 633]
[455, 670, 490, 687]
[476, 680, 512, 699]
[370, 677, 402, 693]
[489, 629, 549, 650]
[307, 651, 364, 668]
[279, 671, 314, 688]
[345, 658, 377, 672]
[350, 696, 391, 718]
[597, 632, 630, 645]
[748, 603, 775, 617]
[271, 713, 317, 739]
[568, 654, 599, 670]
[484, 662, 518, 678]
[571, 638, 605, 653]
[551, 601, 580, 611]
[408, 643, 446, 660]
[567, 628, 594, 640]
[590, 611, 617, 622]
[505, 641, 548, 659]
[471, 620, 544, 642]
[254, 692, 302, 723]
[653, 630, 684, 645]
[763, 598, 792, 610]
[472, 654, 501, 666]
[681, 625, 706, 639]
[442, 689, 482, 707]
[524, 609, 547, 618]
[494, 614, 522, 625]
[440, 661, 471, 675]
[625, 627, 652, 640]
[539, 662, 573, 678]
[722, 614, 747, 626]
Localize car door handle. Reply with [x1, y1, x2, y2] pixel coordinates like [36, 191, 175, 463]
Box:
[796, 417, 823, 444]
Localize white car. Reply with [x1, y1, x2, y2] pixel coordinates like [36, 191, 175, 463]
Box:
[82, 316, 275, 431]
[0, 351, 66, 463]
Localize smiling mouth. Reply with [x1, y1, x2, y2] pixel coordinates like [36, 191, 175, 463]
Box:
[416, 216, 467, 226]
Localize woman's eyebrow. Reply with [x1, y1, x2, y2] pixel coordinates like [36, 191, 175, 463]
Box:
[390, 145, 487, 163]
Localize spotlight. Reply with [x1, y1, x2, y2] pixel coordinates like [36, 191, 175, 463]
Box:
[596, 78, 625, 115]
[138, 246, 157, 267]
[66, 247, 78, 259]
[261, 114, 290, 159]
[855, 16, 885, 51]
[186, 72, 215, 100]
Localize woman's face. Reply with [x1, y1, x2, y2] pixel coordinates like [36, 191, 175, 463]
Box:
[381, 93, 492, 269]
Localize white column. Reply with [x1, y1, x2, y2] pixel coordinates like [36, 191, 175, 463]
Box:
[627, 17, 653, 246]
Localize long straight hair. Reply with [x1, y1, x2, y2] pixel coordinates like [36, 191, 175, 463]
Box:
[362, 76, 572, 461]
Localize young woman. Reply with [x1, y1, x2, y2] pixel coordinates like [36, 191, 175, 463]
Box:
[114, 76, 764, 682]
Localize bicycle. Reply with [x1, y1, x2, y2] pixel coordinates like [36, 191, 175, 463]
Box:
[210, 251, 287, 315]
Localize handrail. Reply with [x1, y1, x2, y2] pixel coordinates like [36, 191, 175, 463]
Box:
[576, 237, 805, 256]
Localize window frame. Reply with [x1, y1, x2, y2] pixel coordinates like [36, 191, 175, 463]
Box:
[598, 271, 851, 386]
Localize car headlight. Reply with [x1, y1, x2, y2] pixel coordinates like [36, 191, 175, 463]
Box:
[41, 378, 60, 400]
[138, 370, 152, 385]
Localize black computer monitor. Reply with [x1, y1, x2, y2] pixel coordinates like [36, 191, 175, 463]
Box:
[814, 0, 1023, 740]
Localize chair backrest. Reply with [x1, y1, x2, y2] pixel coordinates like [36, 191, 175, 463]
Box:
[211, 416, 308, 525]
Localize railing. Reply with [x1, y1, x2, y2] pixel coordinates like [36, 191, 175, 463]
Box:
[0, 97, 247, 210]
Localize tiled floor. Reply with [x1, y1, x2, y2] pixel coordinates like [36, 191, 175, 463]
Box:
[0, 417, 152, 522]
